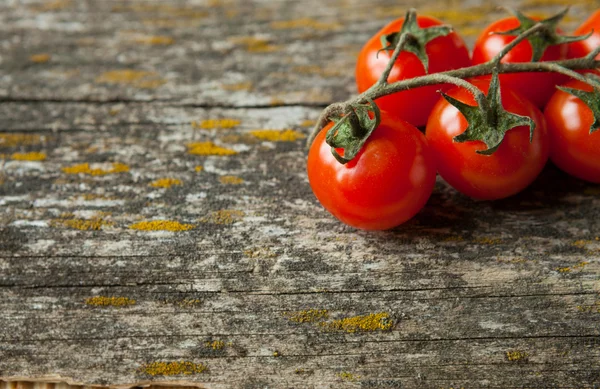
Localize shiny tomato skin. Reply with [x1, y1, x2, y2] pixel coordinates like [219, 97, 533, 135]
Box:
[544, 80, 600, 183]
[307, 114, 436, 230]
[472, 17, 568, 108]
[356, 16, 471, 127]
[568, 10, 600, 59]
[425, 79, 550, 200]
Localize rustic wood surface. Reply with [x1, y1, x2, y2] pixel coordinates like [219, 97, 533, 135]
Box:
[1, 0, 599, 388]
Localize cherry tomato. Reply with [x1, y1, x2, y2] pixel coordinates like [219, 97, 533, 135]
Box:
[472, 17, 568, 108]
[355, 15, 471, 127]
[425, 79, 550, 200]
[544, 79, 600, 183]
[567, 10, 600, 59]
[307, 113, 436, 230]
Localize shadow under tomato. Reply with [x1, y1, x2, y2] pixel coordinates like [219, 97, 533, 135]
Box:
[384, 163, 598, 239]
[488, 162, 596, 212]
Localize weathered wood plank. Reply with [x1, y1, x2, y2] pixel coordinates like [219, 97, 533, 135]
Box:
[0, 0, 595, 105]
[1, 0, 600, 388]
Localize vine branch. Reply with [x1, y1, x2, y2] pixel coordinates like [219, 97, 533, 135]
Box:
[307, 54, 600, 148]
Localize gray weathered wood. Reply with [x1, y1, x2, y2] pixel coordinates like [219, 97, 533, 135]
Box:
[1, 0, 600, 388]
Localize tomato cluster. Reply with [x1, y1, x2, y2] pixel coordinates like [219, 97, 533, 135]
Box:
[307, 10, 600, 230]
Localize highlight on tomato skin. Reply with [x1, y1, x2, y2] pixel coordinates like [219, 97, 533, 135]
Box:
[567, 10, 600, 59]
[544, 80, 600, 183]
[425, 79, 550, 201]
[471, 16, 568, 109]
[355, 15, 471, 128]
[306, 113, 437, 231]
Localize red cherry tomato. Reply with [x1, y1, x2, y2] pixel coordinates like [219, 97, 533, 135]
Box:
[472, 17, 568, 108]
[307, 113, 436, 230]
[568, 10, 600, 60]
[544, 79, 600, 183]
[425, 79, 550, 200]
[355, 15, 471, 127]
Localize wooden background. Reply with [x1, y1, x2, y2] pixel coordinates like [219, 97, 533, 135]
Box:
[1, 0, 599, 388]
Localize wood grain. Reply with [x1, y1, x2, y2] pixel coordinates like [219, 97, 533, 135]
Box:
[1, 0, 599, 388]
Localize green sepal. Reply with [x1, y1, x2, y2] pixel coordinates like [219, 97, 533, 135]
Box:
[325, 99, 381, 164]
[379, 9, 452, 73]
[497, 8, 592, 62]
[447, 71, 535, 155]
[557, 82, 600, 134]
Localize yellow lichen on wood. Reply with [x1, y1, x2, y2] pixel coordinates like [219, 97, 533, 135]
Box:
[576, 301, 600, 313]
[219, 175, 244, 185]
[74, 193, 112, 201]
[229, 37, 280, 53]
[177, 298, 202, 307]
[250, 129, 306, 142]
[30, 54, 51, 63]
[497, 257, 529, 264]
[319, 312, 393, 333]
[11, 152, 46, 161]
[192, 119, 241, 129]
[195, 165, 203, 172]
[129, 220, 195, 232]
[200, 210, 244, 225]
[85, 296, 136, 307]
[556, 261, 589, 273]
[506, 350, 529, 362]
[187, 142, 237, 156]
[271, 18, 341, 31]
[442, 235, 464, 242]
[133, 35, 174, 45]
[474, 237, 502, 245]
[52, 217, 112, 231]
[150, 178, 182, 188]
[285, 309, 329, 324]
[95, 69, 166, 89]
[205, 340, 225, 350]
[221, 82, 253, 91]
[573, 240, 593, 248]
[96, 69, 152, 83]
[338, 372, 360, 382]
[30, 0, 71, 11]
[141, 361, 208, 376]
[270, 97, 285, 106]
[574, 261, 590, 269]
[62, 162, 129, 176]
[0, 134, 42, 148]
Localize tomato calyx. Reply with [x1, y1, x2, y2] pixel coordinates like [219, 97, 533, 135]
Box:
[442, 71, 535, 155]
[325, 99, 381, 164]
[379, 9, 453, 73]
[497, 8, 591, 62]
[558, 74, 600, 134]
